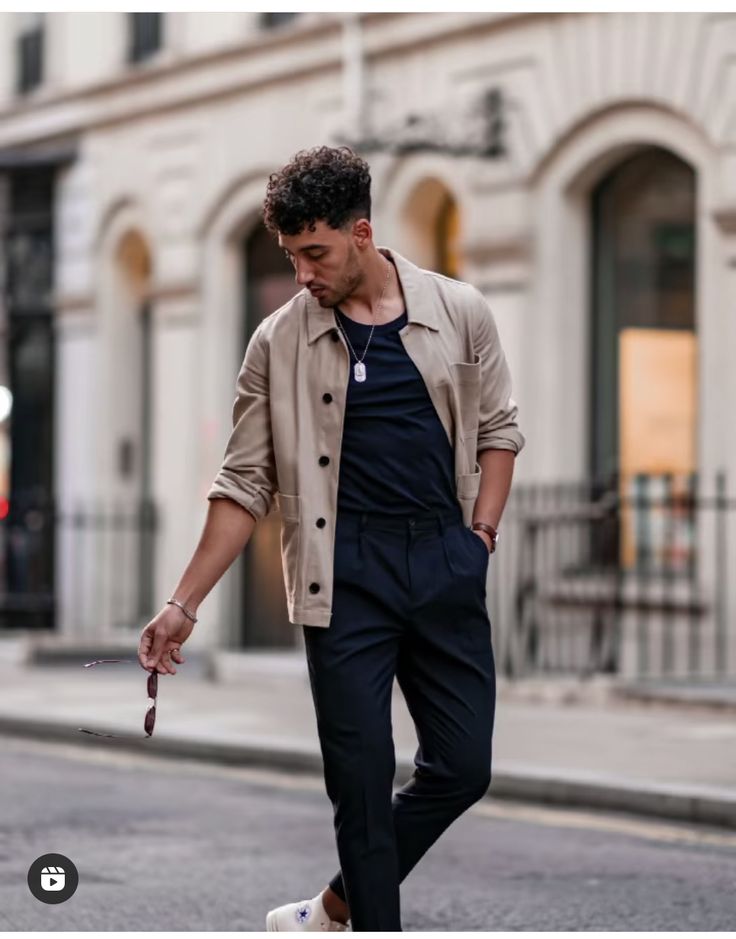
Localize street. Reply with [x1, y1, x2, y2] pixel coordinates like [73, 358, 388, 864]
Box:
[1, 733, 735, 931]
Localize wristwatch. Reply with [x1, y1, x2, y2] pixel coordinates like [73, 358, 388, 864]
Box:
[471, 521, 498, 553]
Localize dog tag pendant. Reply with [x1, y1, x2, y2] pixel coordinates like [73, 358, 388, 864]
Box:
[354, 362, 366, 382]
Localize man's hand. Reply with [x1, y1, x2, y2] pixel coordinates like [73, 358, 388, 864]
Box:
[138, 605, 194, 675]
[471, 529, 493, 554]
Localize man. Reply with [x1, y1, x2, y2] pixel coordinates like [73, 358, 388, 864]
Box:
[138, 145, 525, 931]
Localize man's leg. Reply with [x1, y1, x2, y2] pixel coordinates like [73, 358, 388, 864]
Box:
[324, 516, 496, 911]
[302, 511, 406, 931]
[303, 618, 401, 931]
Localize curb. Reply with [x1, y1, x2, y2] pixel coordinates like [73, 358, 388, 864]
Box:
[612, 683, 736, 714]
[2, 714, 735, 831]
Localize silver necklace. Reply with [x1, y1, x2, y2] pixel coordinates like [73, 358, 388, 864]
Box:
[335, 257, 392, 383]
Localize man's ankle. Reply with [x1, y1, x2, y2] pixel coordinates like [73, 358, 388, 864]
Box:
[321, 886, 350, 924]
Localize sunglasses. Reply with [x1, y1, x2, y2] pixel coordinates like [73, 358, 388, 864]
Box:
[76, 659, 158, 739]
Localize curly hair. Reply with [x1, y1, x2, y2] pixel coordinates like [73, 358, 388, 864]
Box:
[262, 145, 371, 236]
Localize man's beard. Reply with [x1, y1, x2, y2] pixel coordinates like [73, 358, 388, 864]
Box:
[321, 254, 363, 308]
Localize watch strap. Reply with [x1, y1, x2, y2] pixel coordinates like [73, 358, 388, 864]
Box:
[471, 521, 498, 552]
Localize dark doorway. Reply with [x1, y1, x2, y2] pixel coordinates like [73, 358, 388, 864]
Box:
[590, 147, 696, 571]
[590, 146, 696, 483]
[1, 166, 56, 629]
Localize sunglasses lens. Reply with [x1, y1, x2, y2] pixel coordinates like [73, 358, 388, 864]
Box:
[147, 672, 158, 697]
[144, 705, 156, 736]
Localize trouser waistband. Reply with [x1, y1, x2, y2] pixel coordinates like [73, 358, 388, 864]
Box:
[337, 506, 464, 532]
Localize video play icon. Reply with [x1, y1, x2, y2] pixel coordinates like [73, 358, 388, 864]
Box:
[28, 853, 78, 904]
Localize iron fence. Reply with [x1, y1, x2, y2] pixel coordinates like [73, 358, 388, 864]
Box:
[0, 494, 158, 634]
[488, 471, 734, 681]
[3, 474, 735, 683]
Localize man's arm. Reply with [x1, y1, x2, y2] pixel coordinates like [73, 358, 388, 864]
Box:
[168, 497, 258, 613]
[469, 285, 525, 457]
[137, 498, 258, 674]
[474, 448, 515, 534]
[138, 320, 277, 674]
[184, 317, 278, 607]
[468, 286, 525, 548]
[206, 319, 278, 521]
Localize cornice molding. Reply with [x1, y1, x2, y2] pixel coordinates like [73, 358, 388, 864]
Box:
[0, 12, 557, 151]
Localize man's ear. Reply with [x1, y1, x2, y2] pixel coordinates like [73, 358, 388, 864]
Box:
[351, 217, 373, 249]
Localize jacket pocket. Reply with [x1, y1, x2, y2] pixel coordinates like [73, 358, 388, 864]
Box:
[451, 352, 481, 434]
[277, 493, 301, 601]
[451, 351, 481, 384]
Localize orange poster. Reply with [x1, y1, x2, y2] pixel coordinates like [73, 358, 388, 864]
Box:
[618, 328, 697, 568]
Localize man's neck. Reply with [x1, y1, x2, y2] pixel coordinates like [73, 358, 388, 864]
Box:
[337, 250, 405, 325]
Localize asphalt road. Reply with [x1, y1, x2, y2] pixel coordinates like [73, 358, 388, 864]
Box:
[1, 734, 735, 931]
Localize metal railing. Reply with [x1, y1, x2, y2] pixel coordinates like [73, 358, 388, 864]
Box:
[0, 495, 158, 634]
[488, 472, 734, 681]
[4, 475, 734, 682]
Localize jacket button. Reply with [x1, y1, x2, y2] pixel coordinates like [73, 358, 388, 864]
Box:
[330, 328, 340, 341]
[322, 392, 333, 403]
[316, 517, 326, 528]
[318, 455, 330, 466]
[309, 582, 320, 594]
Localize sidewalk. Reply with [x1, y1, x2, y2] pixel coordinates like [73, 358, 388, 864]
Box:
[1, 643, 735, 830]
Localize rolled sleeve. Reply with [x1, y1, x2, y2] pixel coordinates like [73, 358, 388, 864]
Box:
[470, 286, 526, 456]
[206, 322, 277, 522]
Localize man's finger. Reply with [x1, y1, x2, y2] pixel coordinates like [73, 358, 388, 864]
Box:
[148, 630, 167, 662]
[149, 637, 176, 674]
[138, 632, 153, 668]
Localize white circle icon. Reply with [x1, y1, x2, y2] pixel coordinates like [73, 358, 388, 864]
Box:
[28, 853, 78, 903]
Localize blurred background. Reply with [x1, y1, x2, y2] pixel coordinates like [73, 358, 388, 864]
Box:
[0, 9, 734, 688]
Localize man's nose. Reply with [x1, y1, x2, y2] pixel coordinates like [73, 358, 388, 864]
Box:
[294, 263, 313, 286]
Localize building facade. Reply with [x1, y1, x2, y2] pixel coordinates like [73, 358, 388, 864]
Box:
[0, 12, 734, 677]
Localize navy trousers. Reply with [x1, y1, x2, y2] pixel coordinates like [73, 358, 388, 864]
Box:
[302, 506, 496, 931]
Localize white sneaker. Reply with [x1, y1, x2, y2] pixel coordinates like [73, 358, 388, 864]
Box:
[266, 892, 350, 931]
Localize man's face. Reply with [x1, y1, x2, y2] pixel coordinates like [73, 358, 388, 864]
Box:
[277, 219, 365, 308]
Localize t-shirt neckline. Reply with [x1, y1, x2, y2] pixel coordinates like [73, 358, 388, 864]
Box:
[334, 306, 407, 330]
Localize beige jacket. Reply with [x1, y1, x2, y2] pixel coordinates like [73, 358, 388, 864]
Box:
[207, 246, 525, 628]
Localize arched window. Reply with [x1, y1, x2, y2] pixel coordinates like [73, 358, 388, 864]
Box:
[436, 193, 461, 279]
[591, 146, 696, 571]
[404, 178, 462, 277]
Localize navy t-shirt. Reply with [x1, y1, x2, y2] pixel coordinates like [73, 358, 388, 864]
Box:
[334, 305, 458, 517]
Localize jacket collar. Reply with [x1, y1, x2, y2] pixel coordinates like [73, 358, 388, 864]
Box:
[305, 245, 440, 345]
